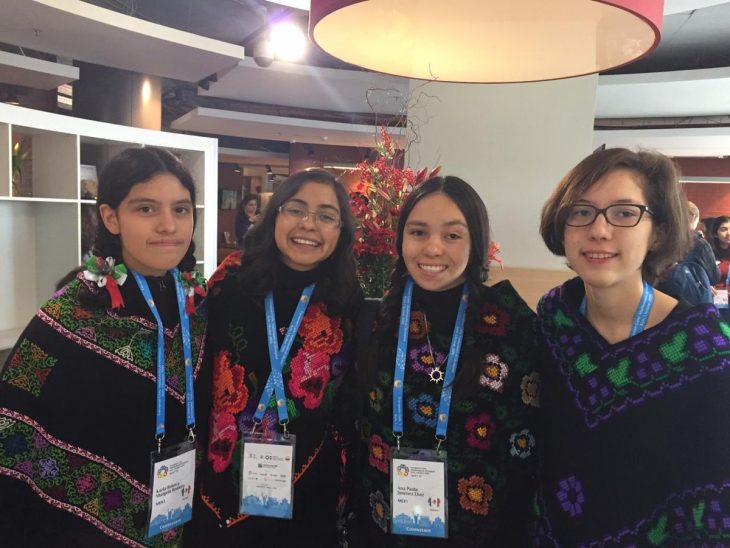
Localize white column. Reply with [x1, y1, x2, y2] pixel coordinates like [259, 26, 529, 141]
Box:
[407, 75, 598, 270]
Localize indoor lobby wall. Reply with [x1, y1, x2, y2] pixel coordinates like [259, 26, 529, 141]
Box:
[407, 76, 597, 304]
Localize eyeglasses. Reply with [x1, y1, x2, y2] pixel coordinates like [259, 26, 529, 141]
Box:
[565, 204, 653, 227]
[278, 203, 341, 228]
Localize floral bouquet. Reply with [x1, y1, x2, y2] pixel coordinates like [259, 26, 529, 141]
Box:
[349, 127, 439, 297]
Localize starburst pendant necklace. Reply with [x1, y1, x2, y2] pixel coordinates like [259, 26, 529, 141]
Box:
[423, 311, 443, 384]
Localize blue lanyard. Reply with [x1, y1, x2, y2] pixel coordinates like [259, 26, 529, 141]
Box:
[392, 278, 469, 450]
[254, 283, 316, 429]
[579, 279, 654, 337]
[132, 269, 195, 448]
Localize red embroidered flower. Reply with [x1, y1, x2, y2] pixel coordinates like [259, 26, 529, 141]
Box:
[457, 475, 493, 515]
[475, 302, 510, 337]
[298, 302, 344, 353]
[207, 411, 238, 473]
[408, 310, 429, 340]
[368, 434, 390, 474]
[288, 348, 331, 409]
[465, 413, 497, 451]
[212, 351, 248, 414]
[208, 252, 241, 288]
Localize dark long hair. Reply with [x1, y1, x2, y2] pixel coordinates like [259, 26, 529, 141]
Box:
[237, 168, 360, 312]
[368, 175, 491, 395]
[75, 146, 198, 306]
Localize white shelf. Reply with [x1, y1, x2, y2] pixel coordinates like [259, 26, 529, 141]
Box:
[0, 103, 218, 338]
[0, 50, 79, 90]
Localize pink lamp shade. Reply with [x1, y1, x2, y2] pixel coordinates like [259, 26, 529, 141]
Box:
[309, 0, 664, 83]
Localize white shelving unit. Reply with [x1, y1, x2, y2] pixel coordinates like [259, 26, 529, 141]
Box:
[0, 103, 218, 350]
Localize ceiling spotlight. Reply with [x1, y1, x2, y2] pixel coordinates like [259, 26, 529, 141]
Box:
[253, 36, 275, 67]
[270, 22, 307, 62]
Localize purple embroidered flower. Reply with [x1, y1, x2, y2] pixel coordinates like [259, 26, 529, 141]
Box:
[38, 458, 59, 479]
[33, 430, 49, 449]
[130, 490, 147, 506]
[13, 460, 33, 476]
[75, 474, 96, 496]
[109, 516, 126, 531]
[556, 475, 585, 517]
[102, 489, 124, 511]
[408, 343, 445, 374]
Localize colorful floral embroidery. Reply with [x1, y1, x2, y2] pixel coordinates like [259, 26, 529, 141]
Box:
[3, 339, 58, 397]
[509, 429, 535, 458]
[475, 302, 510, 337]
[465, 413, 497, 451]
[212, 351, 248, 414]
[299, 301, 344, 353]
[457, 475, 493, 515]
[370, 490, 390, 532]
[288, 348, 332, 409]
[479, 353, 509, 393]
[407, 393, 438, 428]
[368, 434, 390, 474]
[408, 343, 445, 375]
[0, 410, 179, 546]
[207, 411, 238, 473]
[408, 310, 430, 340]
[520, 371, 540, 407]
[556, 475, 585, 517]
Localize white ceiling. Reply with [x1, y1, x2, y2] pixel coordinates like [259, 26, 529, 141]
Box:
[595, 67, 730, 118]
[201, 58, 409, 116]
[171, 107, 406, 148]
[2, 0, 245, 82]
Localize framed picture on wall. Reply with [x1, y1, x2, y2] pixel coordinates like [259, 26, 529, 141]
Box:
[220, 189, 239, 210]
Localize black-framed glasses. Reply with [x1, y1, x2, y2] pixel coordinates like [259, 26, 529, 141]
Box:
[565, 204, 653, 227]
[278, 203, 341, 228]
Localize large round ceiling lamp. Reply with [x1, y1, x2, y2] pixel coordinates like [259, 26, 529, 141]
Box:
[309, 0, 664, 83]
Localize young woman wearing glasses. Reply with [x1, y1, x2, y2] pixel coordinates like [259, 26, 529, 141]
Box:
[532, 148, 730, 545]
[191, 169, 362, 545]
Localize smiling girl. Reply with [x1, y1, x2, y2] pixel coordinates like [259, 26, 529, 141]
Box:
[533, 148, 730, 545]
[0, 147, 209, 547]
[360, 176, 538, 546]
[193, 169, 361, 545]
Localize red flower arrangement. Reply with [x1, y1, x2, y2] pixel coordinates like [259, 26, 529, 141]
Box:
[349, 126, 439, 297]
[349, 127, 503, 296]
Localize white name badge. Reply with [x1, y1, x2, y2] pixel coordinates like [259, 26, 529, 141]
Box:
[240, 432, 296, 519]
[715, 289, 729, 309]
[390, 448, 448, 538]
[146, 440, 196, 538]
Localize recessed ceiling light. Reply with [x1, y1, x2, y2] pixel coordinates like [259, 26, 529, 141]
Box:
[271, 22, 307, 62]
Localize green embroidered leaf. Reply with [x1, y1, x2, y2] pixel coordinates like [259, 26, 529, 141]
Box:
[553, 309, 575, 328]
[647, 513, 669, 546]
[659, 332, 689, 365]
[574, 353, 598, 377]
[692, 499, 705, 529]
[606, 357, 631, 388]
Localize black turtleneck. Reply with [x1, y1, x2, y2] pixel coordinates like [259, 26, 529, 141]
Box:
[411, 282, 465, 335]
[123, 271, 179, 328]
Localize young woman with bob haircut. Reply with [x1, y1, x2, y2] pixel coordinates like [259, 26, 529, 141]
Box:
[532, 148, 730, 545]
